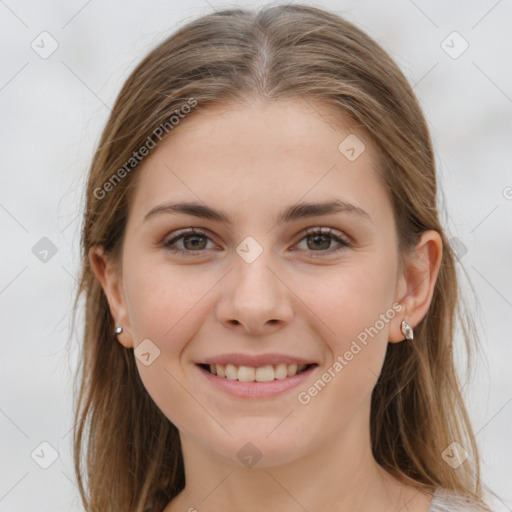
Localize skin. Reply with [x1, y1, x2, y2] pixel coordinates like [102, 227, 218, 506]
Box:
[90, 98, 442, 512]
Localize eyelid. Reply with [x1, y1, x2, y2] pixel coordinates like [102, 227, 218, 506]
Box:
[163, 225, 352, 255]
[164, 227, 213, 247]
[302, 226, 351, 244]
[294, 226, 352, 256]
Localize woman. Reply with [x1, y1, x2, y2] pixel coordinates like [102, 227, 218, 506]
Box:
[72, 4, 492, 511]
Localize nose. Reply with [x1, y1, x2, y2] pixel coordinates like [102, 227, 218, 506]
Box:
[215, 253, 294, 336]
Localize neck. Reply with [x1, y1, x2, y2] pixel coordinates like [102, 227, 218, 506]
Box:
[164, 409, 431, 512]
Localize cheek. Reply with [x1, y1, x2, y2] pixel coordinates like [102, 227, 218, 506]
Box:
[300, 257, 396, 398]
[121, 257, 216, 429]
[305, 258, 396, 345]
[123, 254, 217, 346]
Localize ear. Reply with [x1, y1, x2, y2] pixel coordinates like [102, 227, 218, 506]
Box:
[389, 230, 443, 343]
[88, 245, 134, 348]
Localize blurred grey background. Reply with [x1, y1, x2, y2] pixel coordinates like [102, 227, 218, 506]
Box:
[1, 1, 511, 510]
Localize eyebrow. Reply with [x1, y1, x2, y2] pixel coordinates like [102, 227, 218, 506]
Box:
[143, 199, 371, 225]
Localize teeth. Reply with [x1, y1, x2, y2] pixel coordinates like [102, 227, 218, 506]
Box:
[287, 364, 298, 377]
[225, 364, 238, 380]
[255, 365, 274, 382]
[206, 363, 309, 382]
[275, 363, 288, 379]
[238, 366, 255, 382]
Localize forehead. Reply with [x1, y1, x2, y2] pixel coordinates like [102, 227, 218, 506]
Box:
[127, 99, 393, 230]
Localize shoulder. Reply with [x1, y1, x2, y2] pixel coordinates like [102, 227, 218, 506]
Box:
[429, 487, 493, 512]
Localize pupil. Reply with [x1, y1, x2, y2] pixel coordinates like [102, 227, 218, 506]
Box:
[185, 235, 206, 250]
[309, 234, 329, 250]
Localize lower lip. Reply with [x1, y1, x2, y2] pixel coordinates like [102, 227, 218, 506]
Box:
[196, 364, 318, 398]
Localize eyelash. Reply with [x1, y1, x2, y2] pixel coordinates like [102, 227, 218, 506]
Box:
[163, 226, 352, 257]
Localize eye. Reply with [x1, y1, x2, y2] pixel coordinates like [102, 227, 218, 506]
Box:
[163, 227, 216, 254]
[163, 226, 351, 257]
[293, 227, 351, 256]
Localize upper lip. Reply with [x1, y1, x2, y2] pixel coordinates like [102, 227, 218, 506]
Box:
[199, 353, 317, 367]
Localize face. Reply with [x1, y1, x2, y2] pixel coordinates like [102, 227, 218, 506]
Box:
[96, 99, 411, 467]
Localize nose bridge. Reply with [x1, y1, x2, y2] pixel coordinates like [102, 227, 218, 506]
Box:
[216, 238, 293, 333]
[233, 245, 282, 311]
[235, 251, 277, 301]
[234, 233, 276, 288]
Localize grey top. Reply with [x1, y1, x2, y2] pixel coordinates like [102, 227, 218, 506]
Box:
[429, 488, 490, 512]
[144, 487, 490, 512]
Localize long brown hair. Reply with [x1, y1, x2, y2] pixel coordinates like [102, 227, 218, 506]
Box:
[71, 4, 488, 511]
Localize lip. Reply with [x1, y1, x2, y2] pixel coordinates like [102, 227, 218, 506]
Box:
[195, 362, 319, 399]
[199, 353, 316, 367]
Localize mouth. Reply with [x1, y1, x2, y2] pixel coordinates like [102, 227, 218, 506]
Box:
[197, 362, 318, 382]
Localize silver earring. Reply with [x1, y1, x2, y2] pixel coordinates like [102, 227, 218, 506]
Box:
[115, 326, 123, 335]
[401, 320, 414, 340]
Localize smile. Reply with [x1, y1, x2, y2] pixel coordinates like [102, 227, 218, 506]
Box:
[198, 362, 315, 382]
[195, 361, 319, 399]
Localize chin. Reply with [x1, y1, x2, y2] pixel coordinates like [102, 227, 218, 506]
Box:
[202, 427, 312, 469]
